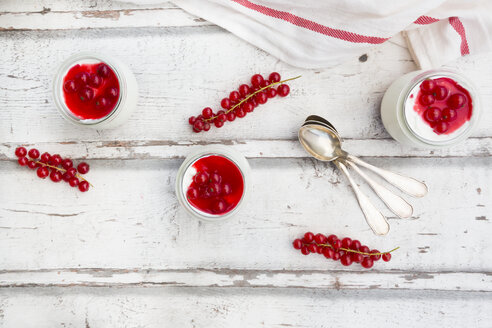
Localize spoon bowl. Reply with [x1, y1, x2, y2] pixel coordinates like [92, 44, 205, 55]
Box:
[298, 124, 343, 162]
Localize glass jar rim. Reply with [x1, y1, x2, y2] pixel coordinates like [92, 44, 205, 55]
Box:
[53, 52, 125, 126]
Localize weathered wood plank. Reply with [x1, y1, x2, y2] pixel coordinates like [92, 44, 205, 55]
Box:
[1, 287, 491, 327]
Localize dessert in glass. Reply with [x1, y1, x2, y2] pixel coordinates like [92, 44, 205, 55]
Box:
[381, 69, 480, 148]
[53, 52, 138, 129]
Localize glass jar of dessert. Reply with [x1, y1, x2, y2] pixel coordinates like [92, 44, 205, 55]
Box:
[53, 52, 138, 129]
[175, 145, 251, 221]
[381, 69, 480, 148]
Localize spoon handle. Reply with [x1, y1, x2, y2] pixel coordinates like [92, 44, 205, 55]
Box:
[347, 155, 428, 198]
[345, 160, 413, 218]
[336, 161, 390, 235]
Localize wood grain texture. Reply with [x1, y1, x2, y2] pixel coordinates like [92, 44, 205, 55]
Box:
[1, 287, 492, 327]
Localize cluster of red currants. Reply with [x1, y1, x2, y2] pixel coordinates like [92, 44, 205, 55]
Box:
[15, 147, 91, 192]
[187, 169, 233, 214]
[292, 232, 396, 269]
[188, 72, 298, 132]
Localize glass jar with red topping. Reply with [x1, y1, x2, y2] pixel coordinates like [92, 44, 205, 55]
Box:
[175, 145, 251, 221]
[381, 69, 480, 148]
[53, 52, 138, 129]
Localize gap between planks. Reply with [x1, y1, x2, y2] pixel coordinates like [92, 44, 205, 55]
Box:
[0, 268, 491, 291]
[1, 138, 491, 160]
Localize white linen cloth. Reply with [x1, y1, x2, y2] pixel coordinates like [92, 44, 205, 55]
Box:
[167, 0, 492, 69]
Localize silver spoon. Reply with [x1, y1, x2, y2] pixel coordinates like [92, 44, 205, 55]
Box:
[298, 123, 390, 235]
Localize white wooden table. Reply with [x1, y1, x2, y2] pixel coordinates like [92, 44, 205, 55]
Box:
[1, 1, 491, 327]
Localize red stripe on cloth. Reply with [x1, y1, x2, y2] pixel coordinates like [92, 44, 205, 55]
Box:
[449, 17, 470, 55]
[230, 0, 389, 44]
[414, 15, 440, 25]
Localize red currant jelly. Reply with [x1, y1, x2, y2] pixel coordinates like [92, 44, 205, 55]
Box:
[62, 62, 120, 120]
[413, 77, 472, 135]
[185, 155, 244, 215]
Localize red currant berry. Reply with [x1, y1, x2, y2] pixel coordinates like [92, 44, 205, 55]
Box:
[308, 243, 318, 253]
[221, 98, 232, 110]
[50, 170, 62, 182]
[97, 63, 110, 78]
[69, 177, 79, 187]
[322, 247, 334, 259]
[187, 187, 199, 200]
[293, 239, 303, 250]
[27, 160, 38, 169]
[361, 257, 374, 269]
[193, 120, 204, 132]
[213, 199, 227, 213]
[50, 154, 62, 167]
[238, 84, 250, 97]
[419, 93, 435, 106]
[61, 158, 73, 170]
[79, 87, 94, 102]
[78, 180, 89, 192]
[266, 88, 277, 98]
[194, 171, 209, 185]
[301, 246, 310, 255]
[314, 233, 327, 244]
[40, 152, 51, 163]
[277, 84, 290, 97]
[435, 121, 449, 134]
[351, 252, 363, 263]
[434, 85, 449, 100]
[89, 73, 102, 88]
[332, 251, 341, 261]
[63, 80, 78, 93]
[95, 96, 109, 109]
[441, 108, 457, 122]
[243, 102, 254, 113]
[76, 162, 89, 174]
[75, 72, 89, 85]
[420, 79, 436, 93]
[260, 80, 270, 89]
[202, 107, 213, 119]
[382, 253, 392, 262]
[37, 166, 49, 179]
[269, 72, 281, 83]
[303, 232, 314, 243]
[255, 91, 268, 104]
[359, 245, 370, 254]
[370, 250, 381, 261]
[341, 237, 352, 249]
[203, 123, 211, 131]
[448, 93, 466, 109]
[189, 116, 196, 125]
[327, 234, 338, 245]
[62, 172, 72, 182]
[350, 240, 361, 250]
[15, 147, 27, 158]
[217, 113, 227, 123]
[251, 74, 264, 88]
[236, 108, 246, 118]
[222, 183, 232, 195]
[340, 254, 353, 266]
[332, 239, 341, 250]
[424, 107, 441, 122]
[107, 87, 119, 99]
[18, 156, 28, 166]
[214, 120, 224, 128]
[226, 112, 236, 121]
[210, 172, 222, 184]
[229, 91, 241, 103]
[28, 148, 40, 159]
[208, 182, 222, 196]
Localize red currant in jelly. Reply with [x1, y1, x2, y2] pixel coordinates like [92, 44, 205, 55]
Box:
[37, 167, 49, 179]
[50, 170, 62, 182]
[251, 74, 264, 88]
[95, 96, 110, 109]
[75, 72, 89, 85]
[269, 72, 281, 83]
[424, 107, 441, 122]
[63, 80, 78, 93]
[419, 93, 435, 106]
[107, 87, 119, 99]
[61, 158, 73, 170]
[202, 107, 213, 119]
[89, 74, 102, 88]
[68, 177, 79, 187]
[213, 199, 227, 213]
[194, 171, 209, 185]
[293, 239, 303, 250]
[435, 121, 449, 134]
[79, 87, 94, 102]
[361, 257, 374, 268]
[441, 108, 457, 122]
[222, 182, 232, 195]
[448, 93, 466, 109]
[78, 180, 90, 192]
[239, 84, 250, 97]
[28, 148, 40, 159]
[97, 63, 110, 78]
[420, 79, 436, 93]
[382, 253, 391, 262]
[340, 254, 353, 266]
[187, 187, 199, 200]
[77, 162, 90, 174]
[303, 232, 314, 243]
[18, 156, 28, 166]
[221, 98, 232, 110]
[15, 147, 27, 158]
[277, 84, 290, 97]
[434, 85, 449, 100]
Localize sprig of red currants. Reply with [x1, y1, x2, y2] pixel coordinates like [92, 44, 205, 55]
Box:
[292, 232, 399, 269]
[189, 72, 301, 132]
[15, 146, 92, 192]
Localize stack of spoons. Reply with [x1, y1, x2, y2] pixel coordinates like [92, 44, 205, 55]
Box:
[298, 115, 428, 235]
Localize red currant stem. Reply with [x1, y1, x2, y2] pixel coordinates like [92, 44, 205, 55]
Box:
[206, 75, 302, 122]
[34, 161, 93, 187]
[314, 243, 399, 256]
